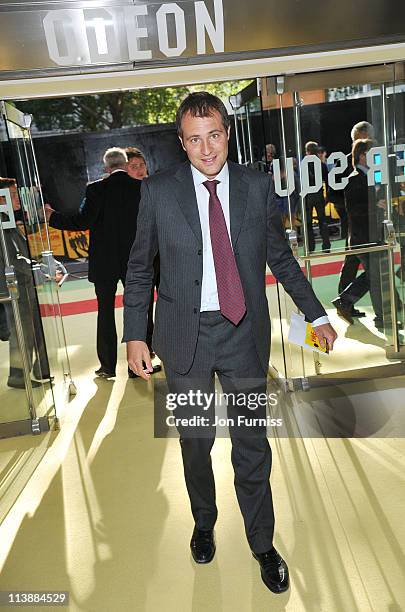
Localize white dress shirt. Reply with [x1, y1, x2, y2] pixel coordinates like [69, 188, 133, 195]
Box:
[190, 162, 329, 327]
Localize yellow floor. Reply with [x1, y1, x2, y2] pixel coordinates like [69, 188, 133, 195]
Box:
[0, 281, 404, 611]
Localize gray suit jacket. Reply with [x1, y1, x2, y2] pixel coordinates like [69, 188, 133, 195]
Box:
[123, 160, 326, 374]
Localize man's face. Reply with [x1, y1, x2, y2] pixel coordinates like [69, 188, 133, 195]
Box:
[179, 110, 230, 179]
[266, 145, 275, 162]
[358, 152, 367, 166]
[127, 158, 148, 180]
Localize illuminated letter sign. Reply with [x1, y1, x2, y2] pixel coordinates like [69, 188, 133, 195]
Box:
[43, 1, 224, 66]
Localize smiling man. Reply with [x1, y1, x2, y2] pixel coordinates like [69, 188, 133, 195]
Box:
[123, 92, 337, 595]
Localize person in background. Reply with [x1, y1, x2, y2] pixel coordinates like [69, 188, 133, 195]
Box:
[330, 121, 375, 320]
[125, 147, 160, 366]
[331, 138, 401, 330]
[45, 148, 143, 379]
[304, 141, 331, 252]
[126, 147, 148, 181]
[0, 177, 50, 388]
[318, 145, 328, 165]
[265, 143, 277, 173]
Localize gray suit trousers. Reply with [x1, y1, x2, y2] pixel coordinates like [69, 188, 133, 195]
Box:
[164, 311, 275, 554]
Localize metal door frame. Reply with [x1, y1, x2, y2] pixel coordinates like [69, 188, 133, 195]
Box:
[0, 100, 75, 437]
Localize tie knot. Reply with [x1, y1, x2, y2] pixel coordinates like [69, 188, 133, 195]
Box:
[203, 179, 220, 196]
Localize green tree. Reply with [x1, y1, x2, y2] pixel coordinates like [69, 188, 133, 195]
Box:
[17, 80, 252, 133]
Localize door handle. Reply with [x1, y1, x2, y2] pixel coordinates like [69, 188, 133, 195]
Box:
[5, 265, 19, 299]
[383, 219, 396, 246]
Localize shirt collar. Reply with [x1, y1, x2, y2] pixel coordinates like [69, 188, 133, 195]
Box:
[190, 162, 229, 186]
[356, 164, 369, 174]
[110, 168, 127, 175]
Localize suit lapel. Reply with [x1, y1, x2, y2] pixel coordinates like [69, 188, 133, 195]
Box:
[228, 161, 249, 248]
[174, 162, 202, 245]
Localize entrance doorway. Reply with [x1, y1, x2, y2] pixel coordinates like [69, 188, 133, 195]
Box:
[4, 63, 405, 398]
[231, 63, 405, 386]
[0, 101, 74, 438]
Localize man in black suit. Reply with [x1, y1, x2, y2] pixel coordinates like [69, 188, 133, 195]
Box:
[303, 141, 331, 252]
[45, 147, 141, 378]
[332, 138, 400, 330]
[329, 121, 375, 316]
[123, 93, 337, 594]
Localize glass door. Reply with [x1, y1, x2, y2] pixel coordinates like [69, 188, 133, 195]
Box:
[0, 101, 75, 437]
[231, 64, 405, 387]
[229, 80, 267, 172]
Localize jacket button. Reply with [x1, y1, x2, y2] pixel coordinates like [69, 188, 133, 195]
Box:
[198, 249, 202, 255]
[195, 280, 200, 285]
[193, 308, 198, 314]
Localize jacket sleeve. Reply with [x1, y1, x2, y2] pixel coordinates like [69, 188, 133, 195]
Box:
[48, 183, 101, 231]
[122, 179, 158, 342]
[265, 177, 327, 322]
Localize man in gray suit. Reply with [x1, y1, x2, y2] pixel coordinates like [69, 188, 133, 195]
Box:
[123, 92, 337, 594]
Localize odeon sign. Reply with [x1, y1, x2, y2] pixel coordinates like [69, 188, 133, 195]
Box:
[272, 146, 405, 198]
[42, 0, 224, 66]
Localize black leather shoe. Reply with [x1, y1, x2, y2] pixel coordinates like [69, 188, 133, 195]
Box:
[95, 367, 115, 379]
[252, 547, 289, 594]
[190, 527, 215, 564]
[331, 298, 354, 324]
[351, 308, 366, 318]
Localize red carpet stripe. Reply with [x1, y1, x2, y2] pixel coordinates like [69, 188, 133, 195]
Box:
[40, 256, 400, 317]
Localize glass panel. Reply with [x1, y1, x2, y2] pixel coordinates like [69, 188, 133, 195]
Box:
[1, 102, 74, 426]
[0, 219, 32, 423]
[387, 67, 405, 344]
[272, 248, 401, 379]
[233, 65, 405, 383]
[235, 105, 249, 165]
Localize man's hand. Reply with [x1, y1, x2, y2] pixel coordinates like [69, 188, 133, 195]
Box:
[312, 322, 338, 352]
[44, 203, 54, 222]
[127, 340, 154, 380]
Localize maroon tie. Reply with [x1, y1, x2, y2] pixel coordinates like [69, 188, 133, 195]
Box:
[203, 180, 246, 325]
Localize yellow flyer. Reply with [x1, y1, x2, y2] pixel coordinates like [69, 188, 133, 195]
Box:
[288, 312, 329, 354]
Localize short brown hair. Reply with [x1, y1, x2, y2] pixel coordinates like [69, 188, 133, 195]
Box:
[305, 141, 319, 155]
[0, 177, 17, 188]
[125, 147, 146, 164]
[176, 92, 230, 137]
[352, 138, 373, 167]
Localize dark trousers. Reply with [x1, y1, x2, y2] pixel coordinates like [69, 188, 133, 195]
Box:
[338, 254, 361, 294]
[164, 311, 275, 554]
[331, 198, 348, 240]
[339, 253, 383, 319]
[94, 276, 126, 374]
[0, 303, 9, 340]
[339, 252, 402, 322]
[146, 255, 160, 351]
[305, 196, 330, 251]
